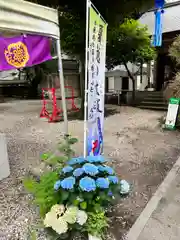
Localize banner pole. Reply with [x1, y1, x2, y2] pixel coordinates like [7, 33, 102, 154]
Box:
[83, 0, 90, 158]
[56, 38, 68, 135]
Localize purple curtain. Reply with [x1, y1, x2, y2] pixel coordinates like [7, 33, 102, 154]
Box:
[0, 34, 52, 71]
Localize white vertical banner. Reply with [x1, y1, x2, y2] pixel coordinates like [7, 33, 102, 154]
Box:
[84, 1, 107, 157]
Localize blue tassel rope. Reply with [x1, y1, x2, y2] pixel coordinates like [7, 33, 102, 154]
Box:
[153, 9, 164, 47]
[153, 0, 165, 47]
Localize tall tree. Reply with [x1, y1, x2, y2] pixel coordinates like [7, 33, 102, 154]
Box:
[28, 0, 154, 108]
[106, 19, 156, 102]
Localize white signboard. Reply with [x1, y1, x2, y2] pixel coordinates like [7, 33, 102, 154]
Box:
[165, 98, 180, 129]
[85, 3, 107, 156]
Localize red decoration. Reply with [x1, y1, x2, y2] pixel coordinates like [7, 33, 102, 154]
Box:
[92, 140, 98, 153]
[40, 86, 79, 123]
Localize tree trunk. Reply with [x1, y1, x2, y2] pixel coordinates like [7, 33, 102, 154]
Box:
[79, 59, 85, 119]
[123, 61, 136, 104]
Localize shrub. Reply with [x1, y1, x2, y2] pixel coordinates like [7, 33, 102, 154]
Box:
[85, 210, 109, 238]
[164, 73, 180, 101]
[24, 135, 78, 216]
[169, 35, 180, 66]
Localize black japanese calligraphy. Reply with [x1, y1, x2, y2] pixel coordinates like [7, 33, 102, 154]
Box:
[98, 25, 103, 43]
[95, 83, 100, 95]
[97, 99, 102, 113]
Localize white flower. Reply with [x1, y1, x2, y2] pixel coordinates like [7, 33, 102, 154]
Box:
[120, 180, 130, 194]
[44, 204, 68, 235]
[51, 218, 68, 235]
[44, 211, 55, 228]
[63, 206, 78, 224]
[76, 210, 88, 225]
[51, 204, 65, 215]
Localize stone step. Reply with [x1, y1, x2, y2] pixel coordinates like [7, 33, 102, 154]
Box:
[143, 97, 165, 102]
[141, 101, 167, 107]
[138, 105, 167, 111]
[144, 95, 164, 99]
[144, 94, 164, 97]
[143, 91, 163, 94]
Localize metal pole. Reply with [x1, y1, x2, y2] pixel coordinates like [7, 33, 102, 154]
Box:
[118, 91, 120, 106]
[83, 0, 90, 157]
[56, 38, 68, 135]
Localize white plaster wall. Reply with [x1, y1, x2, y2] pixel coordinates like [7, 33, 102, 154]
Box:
[108, 77, 115, 91]
[114, 76, 122, 91]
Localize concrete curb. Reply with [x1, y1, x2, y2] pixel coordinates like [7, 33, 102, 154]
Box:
[125, 156, 180, 240]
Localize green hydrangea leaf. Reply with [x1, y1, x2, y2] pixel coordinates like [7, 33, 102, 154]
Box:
[80, 201, 87, 210]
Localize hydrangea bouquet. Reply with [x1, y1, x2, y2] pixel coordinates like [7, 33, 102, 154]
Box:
[24, 136, 130, 239]
[53, 155, 122, 212]
[44, 204, 88, 235]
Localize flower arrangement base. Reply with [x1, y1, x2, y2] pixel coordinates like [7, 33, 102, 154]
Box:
[88, 234, 101, 240]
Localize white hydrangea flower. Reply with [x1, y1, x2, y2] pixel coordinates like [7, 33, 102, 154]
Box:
[63, 206, 78, 224]
[44, 204, 68, 235]
[51, 204, 65, 215]
[51, 218, 68, 235]
[76, 210, 88, 225]
[44, 211, 55, 228]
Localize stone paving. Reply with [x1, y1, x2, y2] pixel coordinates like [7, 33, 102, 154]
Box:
[126, 157, 180, 240]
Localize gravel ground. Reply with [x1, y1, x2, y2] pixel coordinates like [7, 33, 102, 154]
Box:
[0, 100, 180, 239]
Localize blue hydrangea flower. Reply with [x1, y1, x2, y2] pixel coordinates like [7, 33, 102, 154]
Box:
[61, 177, 75, 190]
[96, 178, 109, 189]
[83, 163, 99, 176]
[86, 156, 97, 163]
[62, 166, 73, 174]
[54, 180, 61, 190]
[103, 166, 114, 175]
[79, 177, 96, 192]
[86, 155, 107, 163]
[97, 165, 114, 175]
[73, 168, 84, 177]
[108, 176, 119, 184]
[68, 157, 85, 165]
[97, 165, 106, 171]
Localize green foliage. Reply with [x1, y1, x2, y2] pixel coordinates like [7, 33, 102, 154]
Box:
[164, 73, 180, 100]
[24, 135, 78, 216]
[85, 210, 109, 238]
[169, 35, 180, 66]
[58, 136, 77, 160]
[41, 136, 78, 169]
[24, 171, 60, 216]
[106, 18, 156, 69]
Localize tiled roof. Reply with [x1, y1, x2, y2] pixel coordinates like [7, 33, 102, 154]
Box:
[139, 1, 180, 34]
